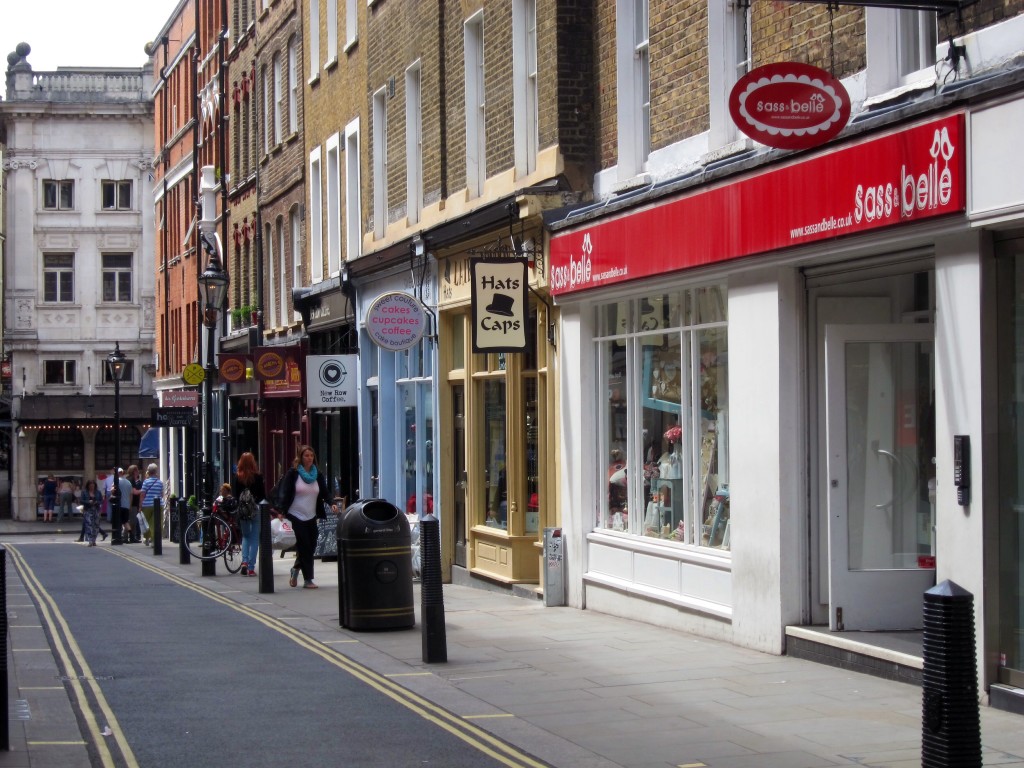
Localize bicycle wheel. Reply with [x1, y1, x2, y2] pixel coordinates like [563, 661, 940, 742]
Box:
[222, 538, 242, 573]
[183, 515, 232, 560]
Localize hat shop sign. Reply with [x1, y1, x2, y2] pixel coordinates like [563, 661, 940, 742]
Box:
[471, 258, 528, 353]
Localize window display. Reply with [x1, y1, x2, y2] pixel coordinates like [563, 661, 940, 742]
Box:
[597, 287, 729, 550]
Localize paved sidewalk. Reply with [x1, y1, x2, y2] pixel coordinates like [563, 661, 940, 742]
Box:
[3, 518, 1024, 767]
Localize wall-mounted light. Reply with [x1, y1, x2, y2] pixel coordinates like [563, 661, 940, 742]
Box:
[17, 428, 25, 439]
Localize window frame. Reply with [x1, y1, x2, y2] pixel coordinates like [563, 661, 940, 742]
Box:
[43, 180, 75, 211]
[44, 359, 77, 386]
[43, 253, 75, 303]
[101, 180, 133, 211]
[101, 253, 134, 303]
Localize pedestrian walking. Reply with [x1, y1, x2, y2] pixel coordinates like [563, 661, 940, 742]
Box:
[125, 465, 143, 543]
[231, 451, 267, 577]
[113, 467, 132, 545]
[139, 464, 163, 546]
[41, 474, 58, 522]
[275, 445, 336, 589]
[80, 480, 105, 546]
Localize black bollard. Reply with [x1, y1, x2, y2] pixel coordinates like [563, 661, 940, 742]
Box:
[153, 498, 163, 556]
[419, 517, 447, 663]
[922, 579, 981, 768]
[258, 500, 273, 593]
[178, 499, 190, 565]
[0, 546, 8, 750]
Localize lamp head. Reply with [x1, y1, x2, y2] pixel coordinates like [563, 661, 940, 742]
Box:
[198, 237, 229, 328]
[107, 341, 128, 382]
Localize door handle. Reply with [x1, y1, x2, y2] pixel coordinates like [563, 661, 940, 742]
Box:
[874, 447, 898, 510]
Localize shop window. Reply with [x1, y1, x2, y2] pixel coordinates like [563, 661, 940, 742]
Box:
[36, 430, 85, 472]
[482, 379, 507, 528]
[597, 286, 729, 550]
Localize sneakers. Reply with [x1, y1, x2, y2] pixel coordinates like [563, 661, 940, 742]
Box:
[289, 568, 298, 588]
[303, 581, 318, 589]
[248, 569, 257, 577]
[241, 562, 248, 576]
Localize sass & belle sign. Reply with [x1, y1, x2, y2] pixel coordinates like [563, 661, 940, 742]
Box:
[729, 62, 851, 150]
[471, 258, 529, 353]
[365, 292, 427, 351]
[549, 114, 964, 296]
[306, 354, 358, 408]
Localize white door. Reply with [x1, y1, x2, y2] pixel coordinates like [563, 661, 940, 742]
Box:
[825, 323, 936, 631]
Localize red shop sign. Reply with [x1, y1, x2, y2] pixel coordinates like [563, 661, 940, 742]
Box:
[729, 62, 851, 150]
[549, 114, 964, 297]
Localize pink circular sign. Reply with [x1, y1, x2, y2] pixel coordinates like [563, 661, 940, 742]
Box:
[729, 62, 851, 150]
[366, 292, 427, 351]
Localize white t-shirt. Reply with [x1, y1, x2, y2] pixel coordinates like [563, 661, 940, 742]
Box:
[289, 476, 319, 522]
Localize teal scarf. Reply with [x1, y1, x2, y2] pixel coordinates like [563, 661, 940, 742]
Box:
[297, 464, 318, 484]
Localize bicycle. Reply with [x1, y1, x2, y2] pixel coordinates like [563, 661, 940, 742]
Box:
[183, 511, 242, 573]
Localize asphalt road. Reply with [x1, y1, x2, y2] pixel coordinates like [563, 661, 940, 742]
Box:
[7, 541, 548, 768]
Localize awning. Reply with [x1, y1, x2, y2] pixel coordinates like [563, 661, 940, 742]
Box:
[138, 428, 160, 458]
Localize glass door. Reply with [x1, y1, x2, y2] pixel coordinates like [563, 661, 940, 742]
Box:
[825, 323, 936, 631]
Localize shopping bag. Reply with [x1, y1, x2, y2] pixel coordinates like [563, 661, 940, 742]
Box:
[271, 517, 295, 550]
[137, 511, 150, 533]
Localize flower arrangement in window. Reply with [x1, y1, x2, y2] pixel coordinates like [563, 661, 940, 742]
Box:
[663, 425, 683, 444]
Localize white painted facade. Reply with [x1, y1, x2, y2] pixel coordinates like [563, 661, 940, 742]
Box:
[1, 48, 155, 520]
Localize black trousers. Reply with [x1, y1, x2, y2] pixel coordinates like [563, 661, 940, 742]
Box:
[286, 515, 319, 582]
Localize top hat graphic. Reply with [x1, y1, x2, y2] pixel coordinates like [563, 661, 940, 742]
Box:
[486, 293, 516, 317]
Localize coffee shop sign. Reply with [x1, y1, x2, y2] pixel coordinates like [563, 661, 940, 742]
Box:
[365, 292, 427, 351]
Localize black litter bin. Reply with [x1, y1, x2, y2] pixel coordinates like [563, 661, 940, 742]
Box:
[337, 499, 415, 631]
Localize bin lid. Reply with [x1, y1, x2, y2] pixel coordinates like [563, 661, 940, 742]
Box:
[338, 499, 410, 540]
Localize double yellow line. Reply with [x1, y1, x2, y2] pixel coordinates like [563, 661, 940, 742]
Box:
[8, 544, 550, 768]
[7, 544, 136, 767]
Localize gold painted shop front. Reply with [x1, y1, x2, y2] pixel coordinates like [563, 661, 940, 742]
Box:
[437, 242, 557, 586]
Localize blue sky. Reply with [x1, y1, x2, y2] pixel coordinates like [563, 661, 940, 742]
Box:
[2, 1, 177, 73]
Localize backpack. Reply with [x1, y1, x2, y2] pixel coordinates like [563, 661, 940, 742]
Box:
[237, 487, 259, 521]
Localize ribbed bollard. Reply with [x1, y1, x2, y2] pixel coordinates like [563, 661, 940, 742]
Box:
[178, 499, 190, 565]
[258, 501, 273, 594]
[0, 546, 8, 750]
[419, 517, 447, 663]
[922, 579, 980, 768]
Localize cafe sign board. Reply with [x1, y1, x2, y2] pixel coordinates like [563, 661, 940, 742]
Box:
[729, 62, 851, 150]
[365, 292, 427, 351]
[306, 354, 358, 408]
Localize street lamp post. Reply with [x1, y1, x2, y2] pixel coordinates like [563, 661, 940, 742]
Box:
[198, 234, 229, 577]
[107, 342, 128, 545]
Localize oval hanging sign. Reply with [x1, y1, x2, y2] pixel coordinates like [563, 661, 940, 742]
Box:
[729, 62, 851, 150]
[365, 292, 427, 351]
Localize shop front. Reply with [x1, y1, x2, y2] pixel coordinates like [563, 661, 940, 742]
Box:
[353, 260, 437, 543]
[549, 112, 975, 656]
[434, 222, 556, 588]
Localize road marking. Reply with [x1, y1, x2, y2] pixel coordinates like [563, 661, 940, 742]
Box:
[464, 714, 515, 719]
[121, 550, 553, 768]
[7, 545, 136, 768]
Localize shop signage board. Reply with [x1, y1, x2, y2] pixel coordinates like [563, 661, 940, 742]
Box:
[729, 62, 851, 150]
[365, 292, 427, 351]
[218, 353, 248, 383]
[306, 354, 358, 408]
[152, 407, 195, 428]
[471, 258, 529, 353]
[162, 389, 200, 408]
[549, 114, 965, 296]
